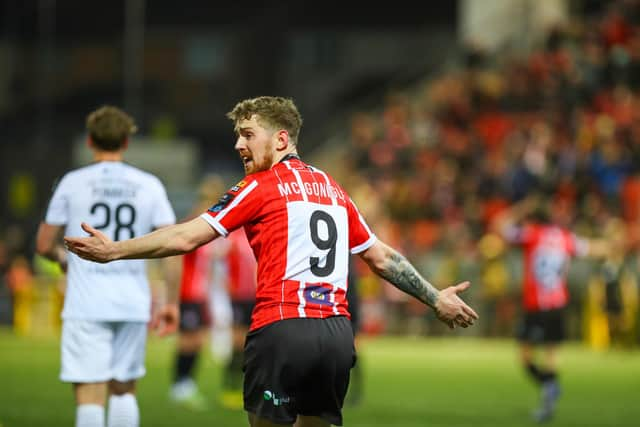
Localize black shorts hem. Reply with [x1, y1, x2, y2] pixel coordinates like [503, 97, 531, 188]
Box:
[245, 406, 343, 426]
[300, 412, 342, 426]
[245, 406, 295, 425]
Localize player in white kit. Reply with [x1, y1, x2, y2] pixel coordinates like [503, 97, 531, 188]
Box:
[36, 106, 179, 427]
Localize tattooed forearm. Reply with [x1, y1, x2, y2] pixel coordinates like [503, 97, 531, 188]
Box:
[377, 248, 440, 308]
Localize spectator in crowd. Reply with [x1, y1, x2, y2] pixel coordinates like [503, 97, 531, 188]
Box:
[597, 217, 638, 348]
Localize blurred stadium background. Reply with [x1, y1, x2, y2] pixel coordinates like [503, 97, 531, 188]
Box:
[1, 0, 640, 426]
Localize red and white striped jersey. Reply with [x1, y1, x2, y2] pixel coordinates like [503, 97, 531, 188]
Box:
[504, 223, 588, 312]
[179, 243, 214, 303]
[200, 155, 376, 330]
[226, 228, 257, 302]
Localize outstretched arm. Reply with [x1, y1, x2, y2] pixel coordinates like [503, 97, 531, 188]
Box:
[358, 240, 478, 329]
[494, 194, 539, 238]
[64, 216, 218, 263]
[582, 238, 611, 259]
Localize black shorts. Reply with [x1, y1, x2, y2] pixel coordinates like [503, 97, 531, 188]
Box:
[179, 301, 211, 332]
[232, 301, 255, 327]
[243, 316, 355, 426]
[517, 308, 565, 344]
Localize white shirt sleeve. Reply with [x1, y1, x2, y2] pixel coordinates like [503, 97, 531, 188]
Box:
[151, 179, 176, 228]
[44, 175, 70, 226]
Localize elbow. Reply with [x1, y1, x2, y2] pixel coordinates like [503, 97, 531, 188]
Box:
[35, 237, 53, 257]
[165, 217, 217, 256]
[35, 244, 48, 257]
[367, 256, 388, 274]
[170, 235, 196, 255]
[171, 229, 203, 255]
[360, 240, 392, 274]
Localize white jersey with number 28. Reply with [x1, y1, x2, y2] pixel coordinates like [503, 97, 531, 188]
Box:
[45, 161, 175, 321]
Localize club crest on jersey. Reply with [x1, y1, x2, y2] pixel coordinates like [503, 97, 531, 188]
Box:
[304, 284, 333, 307]
[229, 180, 247, 193]
[208, 193, 235, 213]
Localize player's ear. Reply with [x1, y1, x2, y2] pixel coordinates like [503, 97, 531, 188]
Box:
[122, 138, 129, 150]
[275, 130, 289, 151]
[86, 136, 94, 149]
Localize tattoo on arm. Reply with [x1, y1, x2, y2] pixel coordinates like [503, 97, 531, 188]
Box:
[377, 248, 439, 308]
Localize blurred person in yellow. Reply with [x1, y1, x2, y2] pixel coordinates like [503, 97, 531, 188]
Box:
[36, 105, 180, 427]
[477, 231, 515, 337]
[6, 255, 35, 336]
[33, 254, 66, 335]
[495, 193, 609, 423]
[64, 96, 478, 427]
[594, 217, 638, 349]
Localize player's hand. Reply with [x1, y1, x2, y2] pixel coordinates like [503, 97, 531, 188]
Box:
[150, 302, 179, 337]
[64, 222, 114, 263]
[434, 281, 479, 329]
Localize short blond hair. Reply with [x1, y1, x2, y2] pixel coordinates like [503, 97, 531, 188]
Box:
[86, 105, 137, 151]
[226, 96, 303, 144]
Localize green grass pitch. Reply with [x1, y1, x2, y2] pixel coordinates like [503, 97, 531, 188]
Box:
[1, 328, 638, 426]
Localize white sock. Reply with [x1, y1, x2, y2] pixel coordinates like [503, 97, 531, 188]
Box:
[107, 394, 139, 427]
[76, 404, 105, 427]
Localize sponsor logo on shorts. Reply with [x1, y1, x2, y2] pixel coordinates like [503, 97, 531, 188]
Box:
[263, 390, 290, 406]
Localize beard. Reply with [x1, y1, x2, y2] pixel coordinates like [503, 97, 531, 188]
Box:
[244, 148, 274, 175]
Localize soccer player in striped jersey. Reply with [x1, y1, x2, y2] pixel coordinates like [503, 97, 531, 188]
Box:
[169, 176, 225, 410]
[37, 106, 179, 427]
[65, 96, 478, 427]
[496, 194, 608, 423]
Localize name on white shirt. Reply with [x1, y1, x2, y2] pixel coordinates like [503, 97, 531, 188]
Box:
[92, 187, 137, 198]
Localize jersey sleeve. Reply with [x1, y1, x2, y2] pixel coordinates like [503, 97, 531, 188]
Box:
[151, 178, 176, 228]
[345, 196, 377, 254]
[200, 177, 262, 237]
[44, 174, 71, 226]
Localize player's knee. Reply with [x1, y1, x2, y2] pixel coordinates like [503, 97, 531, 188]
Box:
[109, 380, 136, 395]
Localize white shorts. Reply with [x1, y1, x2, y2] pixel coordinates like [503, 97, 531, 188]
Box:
[60, 320, 147, 383]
